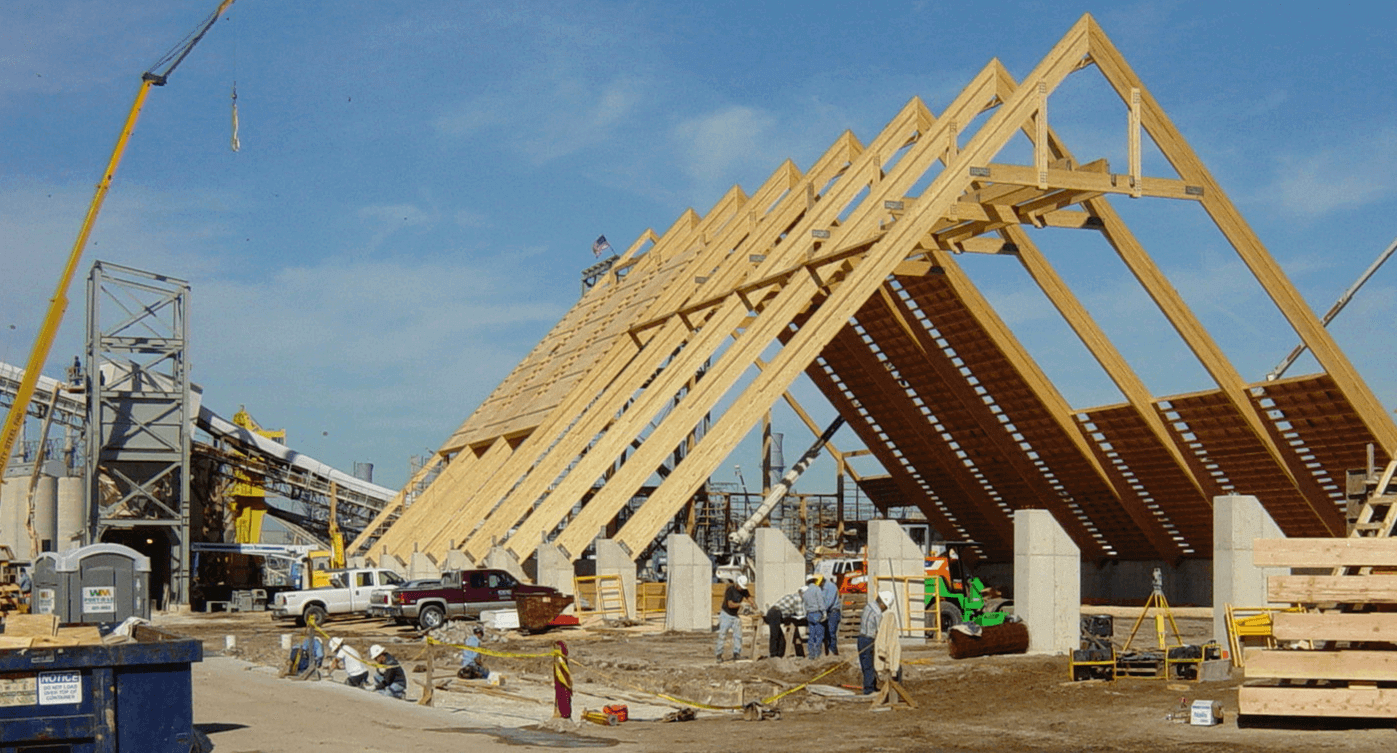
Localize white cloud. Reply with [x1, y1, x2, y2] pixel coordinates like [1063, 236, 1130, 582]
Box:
[0, 176, 564, 486]
[432, 73, 650, 166]
[671, 106, 779, 195]
[1272, 127, 1397, 217]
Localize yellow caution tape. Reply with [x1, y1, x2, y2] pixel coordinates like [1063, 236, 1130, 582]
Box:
[425, 635, 561, 660]
[306, 616, 860, 710]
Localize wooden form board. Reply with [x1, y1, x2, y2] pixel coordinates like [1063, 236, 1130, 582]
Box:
[1271, 611, 1397, 642]
[1268, 576, 1397, 604]
[369, 14, 1395, 570]
[1254, 537, 1397, 568]
[1244, 649, 1397, 681]
[1239, 687, 1397, 719]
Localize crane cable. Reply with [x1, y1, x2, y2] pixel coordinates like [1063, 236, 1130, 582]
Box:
[229, 4, 240, 152]
[146, 0, 237, 83]
[0, 0, 238, 481]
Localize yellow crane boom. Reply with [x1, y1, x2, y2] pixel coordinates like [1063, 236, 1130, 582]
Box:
[0, 0, 236, 480]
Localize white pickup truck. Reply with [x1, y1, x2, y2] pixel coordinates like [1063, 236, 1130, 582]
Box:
[270, 567, 405, 626]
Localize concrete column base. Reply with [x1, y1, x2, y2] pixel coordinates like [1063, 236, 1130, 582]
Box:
[594, 538, 637, 620]
[409, 552, 440, 580]
[443, 549, 472, 572]
[665, 534, 712, 631]
[484, 547, 529, 584]
[754, 528, 804, 611]
[1014, 509, 1080, 655]
[1213, 493, 1284, 643]
[868, 519, 926, 642]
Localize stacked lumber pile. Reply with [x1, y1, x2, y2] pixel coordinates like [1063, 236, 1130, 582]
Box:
[1239, 538, 1397, 719]
[0, 613, 105, 650]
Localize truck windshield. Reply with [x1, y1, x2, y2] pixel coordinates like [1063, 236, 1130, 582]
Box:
[382, 571, 404, 586]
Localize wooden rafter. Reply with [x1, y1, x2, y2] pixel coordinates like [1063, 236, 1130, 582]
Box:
[367, 14, 1393, 572]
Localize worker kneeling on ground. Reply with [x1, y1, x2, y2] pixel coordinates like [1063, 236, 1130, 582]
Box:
[458, 624, 488, 680]
[369, 644, 407, 699]
[329, 637, 369, 688]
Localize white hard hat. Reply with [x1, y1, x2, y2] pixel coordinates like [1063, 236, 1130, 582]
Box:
[328, 637, 343, 652]
[798, 585, 808, 595]
[736, 574, 749, 588]
[805, 573, 818, 584]
[369, 644, 385, 659]
[878, 590, 895, 607]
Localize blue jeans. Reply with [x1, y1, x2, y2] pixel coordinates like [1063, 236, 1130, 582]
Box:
[377, 680, 406, 699]
[825, 610, 841, 655]
[857, 635, 876, 694]
[805, 613, 826, 659]
[716, 611, 742, 658]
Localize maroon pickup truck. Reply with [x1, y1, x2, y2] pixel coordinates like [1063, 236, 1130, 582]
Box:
[368, 568, 560, 630]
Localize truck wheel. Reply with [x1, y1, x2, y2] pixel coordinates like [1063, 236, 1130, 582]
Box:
[418, 604, 445, 631]
[303, 604, 328, 629]
[938, 601, 963, 630]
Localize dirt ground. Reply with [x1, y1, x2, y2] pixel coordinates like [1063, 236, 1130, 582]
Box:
[156, 609, 1395, 752]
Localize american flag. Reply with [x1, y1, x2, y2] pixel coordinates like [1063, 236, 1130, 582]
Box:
[592, 235, 612, 257]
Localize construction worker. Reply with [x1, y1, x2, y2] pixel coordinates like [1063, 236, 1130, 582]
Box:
[821, 572, 842, 656]
[369, 644, 406, 699]
[874, 592, 903, 690]
[458, 624, 488, 679]
[328, 637, 369, 688]
[763, 586, 807, 659]
[858, 590, 893, 694]
[715, 574, 750, 662]
[801, 574, 827, 658]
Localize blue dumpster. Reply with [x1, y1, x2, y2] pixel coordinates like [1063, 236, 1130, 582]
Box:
[0, 625, 202, 752]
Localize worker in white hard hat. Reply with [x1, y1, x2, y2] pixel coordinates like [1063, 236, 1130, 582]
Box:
[714, 573, 751, 662]
[857, 590, 895, 694]
[369, 643, 406, 699]
[328, 636, 370, 688]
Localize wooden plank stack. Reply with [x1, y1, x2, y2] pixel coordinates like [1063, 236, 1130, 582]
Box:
[1239, 537, 1397, 718]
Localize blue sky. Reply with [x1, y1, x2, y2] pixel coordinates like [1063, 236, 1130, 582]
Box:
[4, 1, 1397, 492]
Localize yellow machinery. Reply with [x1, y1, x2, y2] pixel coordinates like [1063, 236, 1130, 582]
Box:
[0, 0, 237, 479]
[225, 409, 344, 584]
[228, 407, 284, 544]
[327, 481, 346, 571]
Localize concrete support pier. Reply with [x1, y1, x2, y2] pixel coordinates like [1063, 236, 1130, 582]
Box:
[595, 538, 637, 620]
[379, 552, 408, 576]
[409, 552, 440, 580]
[484, 546, 529, 584]
[754, 528, 804, 611]
[665, 534, 712, 631]
[443, 549, 472, 572]
[536, 543, 575, 595]
[867, 519, 925, 638]
[1014, 509, 1080, 655]
[1213, 493, 1284, 643]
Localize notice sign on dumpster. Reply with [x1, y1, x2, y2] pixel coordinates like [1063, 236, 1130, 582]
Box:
[38, 671, 81, 705]
[0, 673, 38, 707]
[82, 586, 116, 614]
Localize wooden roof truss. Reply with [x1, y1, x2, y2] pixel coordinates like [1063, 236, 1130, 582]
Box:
[358, 15, 1395, 566]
